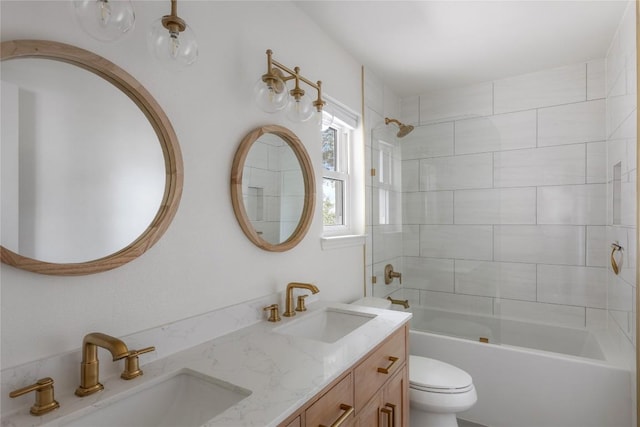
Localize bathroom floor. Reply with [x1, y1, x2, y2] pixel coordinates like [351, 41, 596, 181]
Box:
[458, 419, 488, 427]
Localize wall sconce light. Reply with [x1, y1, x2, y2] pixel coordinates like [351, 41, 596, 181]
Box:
[254, 49, 326, 123]
[148, 0, 198, 69]
[73, 0, 135, 42]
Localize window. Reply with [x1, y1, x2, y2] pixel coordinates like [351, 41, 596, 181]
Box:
[320, 100, 363, 245]
[322, 124, 348, 228]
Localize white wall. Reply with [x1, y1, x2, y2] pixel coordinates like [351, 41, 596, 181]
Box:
[606, 0, 637, 349]
[0, 1, 364, 369]
[396, 60, 609, 329]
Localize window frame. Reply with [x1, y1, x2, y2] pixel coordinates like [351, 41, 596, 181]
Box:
[320, 99, 363, 245]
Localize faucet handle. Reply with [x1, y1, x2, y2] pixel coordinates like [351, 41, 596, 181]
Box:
[295, 295, 308, 312]
[263, 304, 282, 322]
[120, 346, 155, 380]
[9, 377, 60, 416]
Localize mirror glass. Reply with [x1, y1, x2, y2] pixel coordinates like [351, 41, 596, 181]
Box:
[1, 58, 165, 263]
[242, 133, 304, 244]
[0, 40, 183, 275]
[231, 125, 315, 252]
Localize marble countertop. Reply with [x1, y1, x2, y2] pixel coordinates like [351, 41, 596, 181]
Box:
[4, 302, 411, 427]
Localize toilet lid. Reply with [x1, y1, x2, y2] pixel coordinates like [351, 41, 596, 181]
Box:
[409, 355, 473, 392]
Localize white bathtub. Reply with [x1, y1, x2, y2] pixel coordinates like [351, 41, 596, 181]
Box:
[408, 306, 633, 427]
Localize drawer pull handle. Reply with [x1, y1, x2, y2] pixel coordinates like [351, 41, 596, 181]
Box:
[319, 403, 354, 427]
[384, 403, 396, 427]
[381, 406, 393, 427]
[377, 356, 399, 374]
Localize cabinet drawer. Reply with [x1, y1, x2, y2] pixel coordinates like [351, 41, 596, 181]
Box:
[354, 327, 406, 410]
[306, 372, 355, 427]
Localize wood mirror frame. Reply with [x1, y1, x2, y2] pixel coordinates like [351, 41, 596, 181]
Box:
[0, 40, 183, 275]
[231, 125, 316, 252]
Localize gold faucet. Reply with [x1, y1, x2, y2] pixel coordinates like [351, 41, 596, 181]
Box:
[284, 282, 319, 317]
[75, 332, 131, 397]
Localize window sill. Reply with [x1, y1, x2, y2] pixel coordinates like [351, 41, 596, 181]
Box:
[321, 234, 366, 250]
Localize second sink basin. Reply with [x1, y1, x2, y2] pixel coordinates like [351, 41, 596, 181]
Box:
[275, 308, 376, 343]
[62, 369, 251, 427]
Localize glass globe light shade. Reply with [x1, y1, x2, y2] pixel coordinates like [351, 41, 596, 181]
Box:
[148, 19, 199, 70]
[254, 76, 288, 113]
[286, 94, 315, 123]
[73, 0, 135, 42]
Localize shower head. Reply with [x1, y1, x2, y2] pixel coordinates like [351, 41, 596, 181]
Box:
[384, 117, 414, 138]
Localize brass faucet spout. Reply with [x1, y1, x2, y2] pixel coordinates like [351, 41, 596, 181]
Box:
[283, 282, 319, 317]
[83, 332, 130, 361]
[76, 332, 130, 397]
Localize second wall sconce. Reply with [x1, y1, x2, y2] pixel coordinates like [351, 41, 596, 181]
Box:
[254, 49, 326, 123]
[148, 0, 198, 69]
[73, 0, 136, 42]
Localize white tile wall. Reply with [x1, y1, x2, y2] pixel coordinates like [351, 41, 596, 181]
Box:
[402, 257, 454, 292]
[537, 265, 607, 309]
[418, 290, 494, 316]
[393, 58, 620, 330]
[454, 187, 536, 224]
[586, 141, 607, 183]
[420, 153, 493, 190]
[586, 226, 608, 267]
[401, 122, 454, 160]
[493, 63, 586, 114]
[401, 160, 420, 192]
[537, 184, 607, 225]
[537, 100, 606, 147]
[420, 225, 493, 260]
[587, 59, 606, 101]
[495, 299, 586, 328]
[454, 110, 537, 154]
[402, 225, 420, 256]
[403, 191, 453, 224]
[382, 29, 636, 334]
[455, 260, 537, 301]
[605, 0, 637, 349]
[419, 82, 493, 123]
[494, 144, 586, 187]
[494, 225, 586, 265]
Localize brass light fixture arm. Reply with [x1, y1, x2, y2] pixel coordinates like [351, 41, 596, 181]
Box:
[262, 49, 326, 112]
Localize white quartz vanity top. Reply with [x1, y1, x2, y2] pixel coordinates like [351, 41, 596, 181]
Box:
[3, 302, 411, 427]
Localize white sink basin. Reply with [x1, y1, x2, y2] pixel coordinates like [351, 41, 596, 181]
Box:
[62, 369, 251, 427]
[275, 308, 376, 343]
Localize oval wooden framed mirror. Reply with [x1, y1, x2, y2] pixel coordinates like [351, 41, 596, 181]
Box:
[0, 40, 183, 275]
[231, 125, 315, 252]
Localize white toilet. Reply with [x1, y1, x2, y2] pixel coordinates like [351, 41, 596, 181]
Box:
[352, 297, 477, 427]
[409, 354, 477, 427]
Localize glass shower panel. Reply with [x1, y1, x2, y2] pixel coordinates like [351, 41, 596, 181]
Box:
[368, 126, 404, 300]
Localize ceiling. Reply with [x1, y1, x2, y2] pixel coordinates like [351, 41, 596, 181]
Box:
[295, 1, 629, 97]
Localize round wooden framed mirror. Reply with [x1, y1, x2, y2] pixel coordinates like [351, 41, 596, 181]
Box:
[0, 40, 183, 275]
[231, 125, 315, 252]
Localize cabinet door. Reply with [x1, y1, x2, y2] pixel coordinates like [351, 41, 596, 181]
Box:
[383, 365, 408, 427]
[356, 391, 382, 427]
[354, 328, 406, 410]
[306, 373, 354, 427]
[284, 416, 301, 427]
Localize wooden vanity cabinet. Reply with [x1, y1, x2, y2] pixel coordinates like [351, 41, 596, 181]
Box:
[279, 324, 408, 427]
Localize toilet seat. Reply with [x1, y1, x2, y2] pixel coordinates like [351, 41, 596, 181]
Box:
[409, 355, 474, 394]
